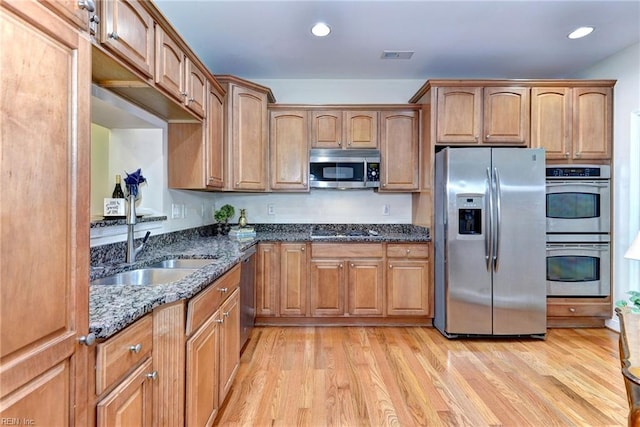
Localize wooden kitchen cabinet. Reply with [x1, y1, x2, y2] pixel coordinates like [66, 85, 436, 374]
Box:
[95, 316, 155, 427]
[155, 25, 206, 118]
[386, 244, 431, 316]
[100, 0, 155, 78]
[435, 86, 529, 145]
[531, 86, 612, 162]
[256, 243, 281, 317]
[167, 78, 226, 190]
[310, 243, 384, 317]
[269, 109, 310, 191]
[1, 1, 91, 424]
[217, 75, 274, 191]
[310, 109, 378, 149]
[280, 243, 309, 316]
[184, 264, 240, 426]
[379, 109, 420, 191]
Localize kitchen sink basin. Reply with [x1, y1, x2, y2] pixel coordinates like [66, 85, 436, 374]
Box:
[90, 268, 195, 286]
[148, 258, 215, 269]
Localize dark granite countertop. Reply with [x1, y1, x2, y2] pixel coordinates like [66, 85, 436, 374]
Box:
[89, 224, 429, 339]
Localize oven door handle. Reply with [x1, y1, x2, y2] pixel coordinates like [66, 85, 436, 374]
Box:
[546, 182, 609, 188]
[546, 246, 607, 252]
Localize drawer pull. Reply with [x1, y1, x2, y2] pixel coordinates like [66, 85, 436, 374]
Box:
[146, 371, 158, 380]
[215, 319, 224, 324]
[569, 307, 576, 313]
[224, 311, 230, 317]
[129, 343, 142, 354]
[301, 246, 305, 251]
[108, 32, 119, 40]
[389, 264, 393, 269]
[339, 264, 343, 268]
[406, 249, 411, 255]
[219, 287, 228, 293]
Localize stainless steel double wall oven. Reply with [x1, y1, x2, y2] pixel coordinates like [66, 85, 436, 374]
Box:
[545, 165, 611, 297]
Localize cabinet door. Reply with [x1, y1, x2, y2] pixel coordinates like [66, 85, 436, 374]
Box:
[387, 260, 430, 316]
[230, 85, 268, 190]
[348, 260, 384, 316]
[101, 0, 154, 78]
[256, 243, 280, 317]
[96, 358, 154, 427]
[155, 25, 185, 103]
[1, 2, 90, 424]
[379, 110, 419, 191]
[207, 84, 225, 188]
[280, 243, 308, 316]
[310, 111, 342, 148]
[483, 87, 530, 145]
[42, 0, 89, 29]
[572, 87, 612, 160]
[436, 87, 482, 144]
[344, 111, 378, 148]
[310, 260, 345, 316]
[185, 315, 220, 427]
[270, 110, 309, 191]
[219, 289, 240, 403]
[185, 59, 207, 118]
[531, 87, 571, 159]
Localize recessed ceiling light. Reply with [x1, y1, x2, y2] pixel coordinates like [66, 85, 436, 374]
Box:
[568, 26, 595, 39]
[311, 22, 331, 37]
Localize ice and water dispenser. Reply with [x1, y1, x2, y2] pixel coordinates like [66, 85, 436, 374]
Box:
[457, 195, 483, 236]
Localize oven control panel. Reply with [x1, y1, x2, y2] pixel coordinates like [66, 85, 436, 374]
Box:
[546, 165, 610, 179]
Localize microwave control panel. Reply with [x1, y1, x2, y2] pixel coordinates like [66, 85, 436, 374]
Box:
[367, 162, 380, 182]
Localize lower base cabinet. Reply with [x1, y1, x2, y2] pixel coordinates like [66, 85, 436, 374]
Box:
[386, 244, 431, 316]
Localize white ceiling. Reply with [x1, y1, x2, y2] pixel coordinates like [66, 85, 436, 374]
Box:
[153, 0, 640, 80]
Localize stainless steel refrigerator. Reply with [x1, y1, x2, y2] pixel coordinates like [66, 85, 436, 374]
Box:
[434, 147, 547, 338]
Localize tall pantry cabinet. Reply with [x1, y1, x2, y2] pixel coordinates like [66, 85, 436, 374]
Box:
[0, 0, 91, 425]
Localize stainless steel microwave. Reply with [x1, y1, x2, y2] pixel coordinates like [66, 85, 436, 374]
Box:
[309, 149, 380, 189]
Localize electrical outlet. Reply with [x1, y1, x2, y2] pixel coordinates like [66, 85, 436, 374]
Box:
[382, 204, 390, 216]
[267, 204, 275, 215]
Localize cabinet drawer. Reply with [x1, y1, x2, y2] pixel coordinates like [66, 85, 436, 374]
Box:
[547, 302, 610, 318]
[386, 244, 429, 259]
[96, 314, 153, 395]
[186, 264, 240, 336]
[311, 243, 383, 259]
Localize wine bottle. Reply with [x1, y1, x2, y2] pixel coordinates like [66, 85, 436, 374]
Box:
[112, 174, 125, 198]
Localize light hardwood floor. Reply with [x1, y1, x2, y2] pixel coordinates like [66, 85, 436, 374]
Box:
[215, 326, 628, 426]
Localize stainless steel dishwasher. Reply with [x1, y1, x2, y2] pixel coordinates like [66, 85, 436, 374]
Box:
[239, 245, 256, 350]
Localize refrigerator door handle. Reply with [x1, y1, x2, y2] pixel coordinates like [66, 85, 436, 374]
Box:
[485, 167, 493, 271]
[493, 167, 502, 271]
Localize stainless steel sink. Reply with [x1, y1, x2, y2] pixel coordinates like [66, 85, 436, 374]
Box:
[148, 258, 215, 269]
[90, 268, 195, 286]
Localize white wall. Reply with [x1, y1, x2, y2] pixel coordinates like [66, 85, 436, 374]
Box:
[574, 42, 640, 329]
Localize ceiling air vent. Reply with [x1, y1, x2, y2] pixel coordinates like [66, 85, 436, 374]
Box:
[380, 50, 414, 60]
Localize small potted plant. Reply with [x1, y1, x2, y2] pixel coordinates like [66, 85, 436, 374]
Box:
[214, 204, 235, 235]
[616, 290, 640, 313]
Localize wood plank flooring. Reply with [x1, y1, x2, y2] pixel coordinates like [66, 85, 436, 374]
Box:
[215, 326, 628, 426]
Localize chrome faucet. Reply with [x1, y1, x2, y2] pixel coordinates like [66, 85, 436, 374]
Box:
[125, 193, 150, 263]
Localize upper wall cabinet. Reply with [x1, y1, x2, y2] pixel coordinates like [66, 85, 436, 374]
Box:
[155, 25, 206, 118]
[269, 109, 310, 192]
[216, 75, 276, 192]
[435, 87, 529, 146]
[531, 87, 612, 162]
[100, 0, 155, 78]
[311, 110, 378, 149]
[379, 109, 420, 191]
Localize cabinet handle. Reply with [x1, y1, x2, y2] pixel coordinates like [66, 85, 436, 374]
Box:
[219, 287, 228, 293]
[575, 152, 581, 158]
[564, 152, 570, 158]
[108, 32, 118, 40]
[236, 182, 240, 187]
[301, 246, 305, 251]
[216, 319, 224, 324]
[406, 249, 411, 255]
[90, 14, 100, 24]
[569, 307, 576, 313]
[188, 98, 194, 105]
[180, 92, 188, 98]
[339, 264, 343, 268]
[389, 264, 393, 269]
[77, 0, 96, 12]
[338, 141, 342, 146]
[129, 343, 142, 354]
[224, 311, 230, 317]
[475, 136, 479, 141]
[350, 263, 354, 268]
[146, 371, 158, 380]
[78, 333, 96, 346]
[348, 142, 352, 146]
[486, 134, 491, 139]
[382, 183, 387, 187]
